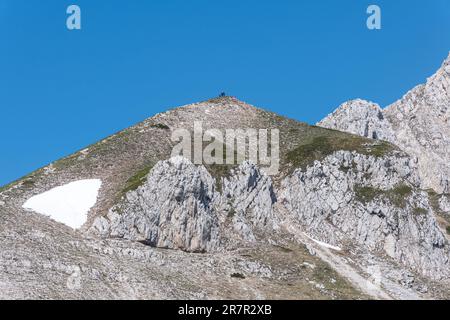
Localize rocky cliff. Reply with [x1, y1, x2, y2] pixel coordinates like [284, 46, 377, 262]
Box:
[280, 151, 448, 280]
[91, 152, 449, 289]
[90, 157, 277, 252]
[319, 53, 450, 194]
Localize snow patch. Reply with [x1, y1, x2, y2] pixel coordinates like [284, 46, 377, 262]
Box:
[304, 233, 342, 251]
[22, 179, 102, 229]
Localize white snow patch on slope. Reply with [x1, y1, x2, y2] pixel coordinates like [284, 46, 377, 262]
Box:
[22, 179, 102, 229]
[304, 233, 342, 251]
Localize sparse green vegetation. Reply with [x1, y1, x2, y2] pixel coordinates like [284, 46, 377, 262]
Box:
[238, 242, 368, 299]
[313, 264, 334, 282]
[426, 190, 450, 234]
[367, 142, 393, 157]
[354, 185, 384, 203]
[53, 153, 80, 170]
[207, 96, 234, 104]
[120, 163, 155, 197]
[285, 135, 395, 172]
[227, 206, 236, 218]
[286, 136, 335, 170]
[354, 183, 413, 208]
[83, 129, 136, 159]
[389, 184, 413, 208]
[205, 163, 235, 193]
[427, 189, 442, 214]
[413, 207, 428, 215]
[203, 143, 242, 193]
[0, 168, 45, 194]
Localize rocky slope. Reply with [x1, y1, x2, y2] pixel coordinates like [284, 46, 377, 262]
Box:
[280, 151, 448, 280]
[1, 94, 449, 299]
[90, 157, 277, 252]
[319, 52, 450, 195]
[90, 152, 449, 283]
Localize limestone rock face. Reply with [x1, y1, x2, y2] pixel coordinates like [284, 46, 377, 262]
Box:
[91, 156, 220, 252]
[92, 153, 449, 281]
[439, 195, 450, 214]
[280, 151, 449, 280]
[221, 162, 277, 241]
[318, 53, 450, 194]
[318, 99, 395, 142]
[90, 158, 277, 252]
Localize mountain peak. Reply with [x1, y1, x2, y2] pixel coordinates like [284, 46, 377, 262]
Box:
[203, 95, 248, 106]
[318, 99, 394, 141]
[202, 95, 235, 102]
[318, 53, 450, 194]
[339, 99, 381, 111]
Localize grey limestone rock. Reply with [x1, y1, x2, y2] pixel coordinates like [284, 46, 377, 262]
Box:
[318, 53, 450, 194]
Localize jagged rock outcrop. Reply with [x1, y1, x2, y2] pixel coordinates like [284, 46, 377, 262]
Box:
[92, 153, 449, 281]
[318, 53, 450, 194]
[318, 99, 395, 142]
[91, 156, 220, 252]
[280, 150, 449, 280]
[90, 157, 277, 252]
[220, 162, 277, 242]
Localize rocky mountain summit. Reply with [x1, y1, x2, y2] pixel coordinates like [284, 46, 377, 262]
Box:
[317, 99, 395, 142]
[319, 53, 450, 195]
[1, 64, 450, 299]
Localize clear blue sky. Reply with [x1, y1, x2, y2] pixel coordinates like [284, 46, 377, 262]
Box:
[1, 0, 449, 186]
